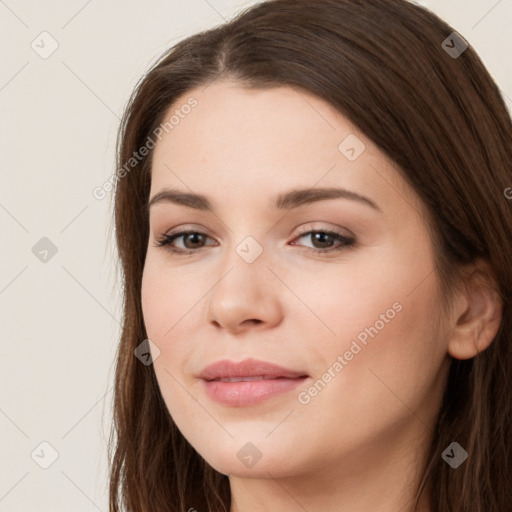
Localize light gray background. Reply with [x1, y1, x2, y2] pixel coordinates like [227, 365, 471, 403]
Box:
[1, 1, 510, 510]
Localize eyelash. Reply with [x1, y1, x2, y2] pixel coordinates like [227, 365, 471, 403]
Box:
[153, 227, 356, 256]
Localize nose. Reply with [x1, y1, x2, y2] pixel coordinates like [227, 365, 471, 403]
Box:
[206, 246, 283, 335]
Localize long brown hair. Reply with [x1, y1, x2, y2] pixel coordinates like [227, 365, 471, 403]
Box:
[108, 1, 512, 510]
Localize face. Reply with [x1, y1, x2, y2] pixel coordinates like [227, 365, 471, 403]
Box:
[141, 80, 451, 480]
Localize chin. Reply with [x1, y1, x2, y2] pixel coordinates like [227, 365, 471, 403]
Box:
[190, 436, 306, 478]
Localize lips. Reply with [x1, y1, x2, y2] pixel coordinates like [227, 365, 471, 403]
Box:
[198, 358, 309, 407]
[198, 358, 308, 381]
[215, 376, 282, 382]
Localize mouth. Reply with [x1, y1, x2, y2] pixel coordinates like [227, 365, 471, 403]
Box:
[198, 358, 309, 406]
[198, 357, 308, 380]
[202, 376, 309, 407]
[211, 376, 301, 382]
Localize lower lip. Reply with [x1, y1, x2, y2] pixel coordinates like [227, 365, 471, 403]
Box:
[202, 377, 307, 406]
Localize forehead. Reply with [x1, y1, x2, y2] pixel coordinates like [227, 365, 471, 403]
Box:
[154, 80, 361, 161]
[149, 80, 421, 217]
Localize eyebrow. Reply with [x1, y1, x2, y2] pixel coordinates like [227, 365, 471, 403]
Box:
[147, 187, 382, 213]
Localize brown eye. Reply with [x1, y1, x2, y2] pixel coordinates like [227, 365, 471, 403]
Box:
[292, 230, 355, 254]
[154, 231, 215, 252]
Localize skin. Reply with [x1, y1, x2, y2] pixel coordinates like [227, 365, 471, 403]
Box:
[140, 80, 502, 512]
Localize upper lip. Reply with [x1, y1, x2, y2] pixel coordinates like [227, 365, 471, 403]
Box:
[198, 358, 309, 381]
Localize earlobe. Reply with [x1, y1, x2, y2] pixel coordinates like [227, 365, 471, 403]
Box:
[447, 260, 503, 361]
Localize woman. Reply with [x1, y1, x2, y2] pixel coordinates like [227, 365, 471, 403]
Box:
[108, 0, 512, 510]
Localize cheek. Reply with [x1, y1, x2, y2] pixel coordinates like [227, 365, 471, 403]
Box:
[141, 264, 164, 340]
[141, 261, 207, 426]
[277, 249, 410, 356]
[320, 265, 445, 419]
[299, 241, 446, 398]
[141, 257, 193, 340]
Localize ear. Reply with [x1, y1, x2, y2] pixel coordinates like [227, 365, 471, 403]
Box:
[447, 259, 503, 360]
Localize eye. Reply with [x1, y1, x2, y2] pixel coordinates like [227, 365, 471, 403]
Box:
[153, 230, 216, 253]
[153, 227, 356, 255]
[291, 228, 355, 254]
